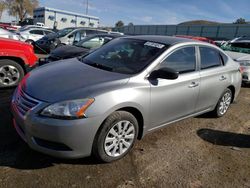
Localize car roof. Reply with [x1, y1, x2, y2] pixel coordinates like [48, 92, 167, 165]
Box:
[123, 35, 196, 45]
[73, 27, 109, 32]
[86, 33, 123, 38]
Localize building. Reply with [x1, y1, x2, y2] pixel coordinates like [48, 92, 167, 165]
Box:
[33, 7, 99, 29]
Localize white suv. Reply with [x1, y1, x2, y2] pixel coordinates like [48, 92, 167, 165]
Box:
[19, 28, 54, 43]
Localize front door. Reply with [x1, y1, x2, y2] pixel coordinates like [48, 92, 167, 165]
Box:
[149, 46, 200, 130]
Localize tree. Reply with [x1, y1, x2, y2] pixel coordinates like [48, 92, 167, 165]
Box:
[234, 18, 247, 24]
[115, 20, 124, 28]
[0, 1, 6, 19]
[128, 22, 134, 26]
[5, 0, 39, 22]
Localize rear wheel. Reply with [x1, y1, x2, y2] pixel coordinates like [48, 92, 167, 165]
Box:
[93, 111, 138, 163]
[213, 88, 232, 117]
[0, 59, 24, 88]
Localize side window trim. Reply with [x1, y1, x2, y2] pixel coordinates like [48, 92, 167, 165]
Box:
[158, 45, 198, 74]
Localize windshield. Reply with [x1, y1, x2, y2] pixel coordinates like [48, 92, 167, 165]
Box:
[56, 28, 75, 37]
[80, 38, 168, 74]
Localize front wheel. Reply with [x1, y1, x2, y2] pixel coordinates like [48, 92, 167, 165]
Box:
[93, 111, 138, 163]
[0, 59, 24, 88]
[213, 88, 232, 117]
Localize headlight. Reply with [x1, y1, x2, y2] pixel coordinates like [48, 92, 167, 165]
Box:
[41, 99, 94, 119]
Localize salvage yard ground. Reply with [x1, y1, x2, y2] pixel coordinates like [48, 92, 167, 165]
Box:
[0, 87, 250, 187]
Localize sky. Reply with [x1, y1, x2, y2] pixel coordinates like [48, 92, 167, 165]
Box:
[1, 0, 250, 26]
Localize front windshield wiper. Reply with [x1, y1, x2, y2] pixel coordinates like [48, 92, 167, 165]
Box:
[86, 63, 113, 71]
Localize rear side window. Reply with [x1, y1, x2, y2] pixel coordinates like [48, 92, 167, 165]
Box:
[200, 47, 222, 70]
[160, 47, 196, 74]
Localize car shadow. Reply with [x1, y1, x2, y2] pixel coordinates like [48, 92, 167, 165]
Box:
[195, 112, 215, 119]
[197, 128, 250, 148]
[0, 88, 100, 170]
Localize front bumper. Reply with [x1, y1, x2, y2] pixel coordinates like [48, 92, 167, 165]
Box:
[11, 90, 104, 159]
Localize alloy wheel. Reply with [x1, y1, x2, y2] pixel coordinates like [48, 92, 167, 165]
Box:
[0, 65, 20, 86]
[104, 120, 135, 157]
[218, 92, 232, 115]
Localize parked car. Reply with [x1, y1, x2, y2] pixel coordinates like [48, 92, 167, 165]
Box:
[11, 36, 241, 162]
[19, 24, 50, 32]
[18, 28, 54, 44]
[221, 36, 250, 54]
[0, 23, 19, 31]
[42, 34, 122, 63]
[0, 28, 23, 41]
[0, 38, 38, 88]
[35, 27, 119, 53]
[225, 51, 250, 84]
[175, 35, 216, 45]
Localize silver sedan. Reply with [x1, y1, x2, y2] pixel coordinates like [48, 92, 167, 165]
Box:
[11, 36, 242, 162]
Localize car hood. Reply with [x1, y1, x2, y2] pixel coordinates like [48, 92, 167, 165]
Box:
[225, 51, 250, 61]
[50, 45, 89, 59]
[21, 58, 130, 103]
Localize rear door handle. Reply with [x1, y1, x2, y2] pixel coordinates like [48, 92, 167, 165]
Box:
[188, 82, 199, 88]
[219, 75, 227, 81]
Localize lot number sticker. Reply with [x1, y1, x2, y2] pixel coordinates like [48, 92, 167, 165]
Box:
[144, 41, 165, 49]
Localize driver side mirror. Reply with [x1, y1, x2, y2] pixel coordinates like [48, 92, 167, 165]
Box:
[68, 34, 73, 38]
[149, 68, 179, 80]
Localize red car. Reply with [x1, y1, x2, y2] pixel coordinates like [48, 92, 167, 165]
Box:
[0, 37, 38, 88]
[175, 35, 216, 45]
[0, 23, 18, 31]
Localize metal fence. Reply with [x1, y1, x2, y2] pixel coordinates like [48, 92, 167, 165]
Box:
[116, 24, 250, 40]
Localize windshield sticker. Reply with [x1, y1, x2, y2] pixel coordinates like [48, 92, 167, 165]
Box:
[144, 41, 165, 49]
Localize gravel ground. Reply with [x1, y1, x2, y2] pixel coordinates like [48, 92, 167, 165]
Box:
[0, 86, 249, 188]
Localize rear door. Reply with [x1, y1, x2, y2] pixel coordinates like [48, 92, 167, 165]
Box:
[196, 46, 230, 112]
[149, 46, 200, 130]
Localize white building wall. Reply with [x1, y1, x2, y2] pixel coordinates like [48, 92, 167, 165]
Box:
[34, 7, 99, 29]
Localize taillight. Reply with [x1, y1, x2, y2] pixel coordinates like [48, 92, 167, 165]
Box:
[239, 66, 244, 74]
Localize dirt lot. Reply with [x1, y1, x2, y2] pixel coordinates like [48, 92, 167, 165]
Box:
[0, 86, 250, 188]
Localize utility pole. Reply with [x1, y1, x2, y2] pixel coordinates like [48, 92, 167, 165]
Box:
[85, 0, 89, 15]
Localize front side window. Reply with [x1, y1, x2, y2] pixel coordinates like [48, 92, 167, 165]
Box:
[44, 30, 53, 35]
[30, 30, 44, 35]
[160, 47, 196, 73]
[56, 28, 75, 37]
[200, 47, 222, 70]
[81, 38, 168, 74]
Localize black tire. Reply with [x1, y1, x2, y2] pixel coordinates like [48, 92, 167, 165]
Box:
[212, 88, 232, 117]
[93, 111, 138, 163]
[0, 59, 24, 88]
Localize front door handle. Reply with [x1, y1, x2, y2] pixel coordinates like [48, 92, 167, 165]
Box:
[219, 75, 227, 81]
[188, 82, 199, 88]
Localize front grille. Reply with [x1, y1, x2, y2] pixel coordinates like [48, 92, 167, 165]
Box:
[33, 137, 72, 151]
[14, 89, 40, 116]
